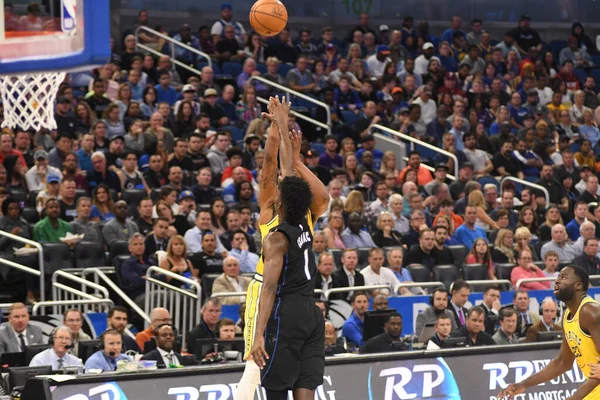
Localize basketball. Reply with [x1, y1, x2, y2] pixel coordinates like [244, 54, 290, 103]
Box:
[249, 0, 288, 37]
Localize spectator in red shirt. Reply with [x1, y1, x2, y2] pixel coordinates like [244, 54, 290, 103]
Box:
[398, 151, 433, 185]
[510, 248, 551, 291]
[0, 133, 25, 167]
[556, 59, 580, 94]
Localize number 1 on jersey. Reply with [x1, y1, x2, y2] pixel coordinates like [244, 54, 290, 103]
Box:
[303, 249, 311, 280]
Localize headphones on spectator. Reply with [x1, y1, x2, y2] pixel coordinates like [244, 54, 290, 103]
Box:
[99, 329, 121, 351]
[48, 327, 73, 348]
[539, 298, 559, 319]
[430, 288, 448, 306]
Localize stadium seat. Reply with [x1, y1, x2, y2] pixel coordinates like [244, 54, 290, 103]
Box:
[495, 263, 516, 281]
[341, 110, 358, 125]
[21, 207, 39, 224]
[591, 69, 600, 84]
[223, 125, 244, 143]
[256, 63, 267, 74]
[278, 63, 292, 77]
[113, 255, 133, 290]
[10, 189, 27, 205]
[573, 68, 588, 84]
[42, 243, 74, 274]
[432, 265, 460, 290]
[222, 62, 242, 77]
[477, 176, 499, 192]
[462, 263, 489, 283]
[406, 264, 432, 282]
[108, 240, 130, 263]
[330, 248, 343, 269]
[201, 273, 221, 299]
[310, 142, 326, 155]
[447, 245, 469, 269]
[29, 190, 40, 207]
[356, 247, 371, 269]
[122, 189, 147, 216]
[74, 241, 107, 268]
[75, 190, 88, 202]
[548, 40, 568, 57]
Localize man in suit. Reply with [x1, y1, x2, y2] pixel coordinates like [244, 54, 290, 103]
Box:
[512, 290, 540, 337]
[480, 284, 502, 335]
[143, 217, 171, 261]
[415, 288, 457, 338]
[0, 303, 44, 356]
[315, 253, 341, 300]
[447, 279, 471, 328]
[525, 298, 562, 342]
[140, 324, 184, 368]
[332, 249, 365, 302]
[211, 256, 251, 305]
[449, 306, 495, 346]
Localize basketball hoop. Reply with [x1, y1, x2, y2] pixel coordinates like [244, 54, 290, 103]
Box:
[0, 31, 67, 131]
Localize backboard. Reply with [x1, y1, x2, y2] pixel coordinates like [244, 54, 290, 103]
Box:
[0, 0, 111, 74]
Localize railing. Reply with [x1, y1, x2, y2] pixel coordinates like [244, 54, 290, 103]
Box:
[81, 267, 150, 324]
[52, 270, 110, 315]
[32, 299, 114, 316]
[395, 281, 445, 294]
[369, 124, 459, 178]
[145, 267, 202, 351]
[515, 275, 600, 290]
[464, 279, 513, 290]
[500, 177, 550, 208]
[247, 76, 332, 134]
[0, 231, 44, 301]
[134, 25, 212, 75]
[324, 285, 392, 301]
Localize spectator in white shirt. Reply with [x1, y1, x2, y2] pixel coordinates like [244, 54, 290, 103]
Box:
[184, 210, 227, 255]
[360, 248, 400, 296]
[30, 326, 82, 370]
[412, 88, 437, 125]
[366, 45, 392, 78]
[414, 43, 440, 75]
[25, 150, 63, 192]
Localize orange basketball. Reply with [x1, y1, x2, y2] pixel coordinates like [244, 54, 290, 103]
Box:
[249, 0, 288, 37]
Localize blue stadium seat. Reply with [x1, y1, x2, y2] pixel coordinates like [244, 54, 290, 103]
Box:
[573, 68, 588, 84]
[311, 142, 326, 154]
[415, 143, 437, 162]
[591, 69, 600, 84]
[477, 176, 500, 192]
[592, 55, 600, 66]
[548, 40, 568, 57]
[222, 62, 242, 77]
[278, 63, 293, 77]
[341, 110, 358, 125]
[256, 63, 267, 74]
[223, 125, 244, 142]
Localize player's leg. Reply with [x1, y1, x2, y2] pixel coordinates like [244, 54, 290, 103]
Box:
[264, 389, 289, 400]
[295, 304, 326, 398]
[235, 280, 262, 400]
[292, 388, 315, 400]
[234, 360, 261, 400]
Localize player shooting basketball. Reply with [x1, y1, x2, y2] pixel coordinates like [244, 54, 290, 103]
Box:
[498, 265, 600, 400]
[234, 96, 329, 400]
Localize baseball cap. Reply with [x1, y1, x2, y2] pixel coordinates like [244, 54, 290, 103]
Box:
[57, 96, 70, 104]
[305, 149, 319, 157]
[379, 25, 389, 32]
[398, 107, 409, 114]
[422, 42, 434, 50]
[178, 190, 195, 201]
[435, 163, 449, 171]
[581, 164, 593, 172]
[527, 89, 538, 96]
[47, 174, 60, 184]
[221, 3, 232, 10]
[461, 162, 474, 170]
[444, 72, 457, 82]
[326, 43, 336, 50]
[204, 88, 218, 97]
[535, 105, 546, 115]
[520, 14, 531, 21]
[377, 44, 390, 55]
[392, 87, 403, 95]
[182, 84, 196, 93]
[109, 135, 124, 143]
[34, 150, 48, 160]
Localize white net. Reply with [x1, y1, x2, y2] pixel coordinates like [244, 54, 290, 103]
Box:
[0, 72, 66, 131]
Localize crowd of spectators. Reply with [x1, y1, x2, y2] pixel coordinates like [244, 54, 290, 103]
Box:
[1, 3, 600, 365]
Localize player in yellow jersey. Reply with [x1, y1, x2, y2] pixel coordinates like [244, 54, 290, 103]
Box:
[234, 96, 329, 400]
[499, 265, 600, 400]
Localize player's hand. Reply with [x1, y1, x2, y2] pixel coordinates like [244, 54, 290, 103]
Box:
[274, 96, 291, 128]
[290, 129, 302, 159]
[262, 96, 281, 123]
[587, 357, 600, 379]
[251, 336, 269, 369]
[497, 383, 526, 400]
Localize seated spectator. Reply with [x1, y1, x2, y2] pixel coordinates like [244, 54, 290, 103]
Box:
[191, 166, 220, 206]
[540, 224, 577, 260]
[219, 209, 257, 252]
[187, 298, 222, 353]
[140, 324, 183, 367]
[229, 230, 259, 273]
[324, 321, 347, 356]
[236, 85, 262, 128]
[62, 309, 91, 358]
[33, 198, 71, 242]
[401, 210, 426, 249]
[513, 290, 540, 337]
[133, 197, 154, 236]
[415, 288, 457, 338]
[454, 205, 488, 249]
[524, 298, 561, 342]
[360, 312, 406, 354]
[25, 150, 62, 192]
[566, 201, 588, 241]
[135, 307, 171, 351]
[120, 233, 153, 302]
[449, 306, 495, 346]
[57, 178, 78, 221]
[36, 173, 60, 214]
[184, 210, 227, 255]
[315, 253, 341, 298]
[30, 326, 83, 370]
[0, 196, 32, 257]
[319, 135, 344, 171]
[511, 249, 551, 290]
[432, 225, 456, 265]
[143, 154, 167, 190]
[465, 238, 496, 280]
[84, 329, 132, 372]
[403, 228, 437, 270]
[537, 205, 564, 242]
[342, 212, 376, 248]
[87, 151, 121, 194]
[331, 249, 365, 302]
[572, 237, 600, 275]
[144, 112, 175, 154]
[492, 308, 519, 345]
[480, 284, 502, 335]
[360, 248, 400, 296]
[0, 303, 44, 356]
[341, 292, 369, 347]
[389, 194, 409, 234]
[102, 200, 139, 246]
[543, 251, 560, 278]
[159, 235, 198, 284]
[221, 148, 254, 188]
[211, 256, 251, 305]
[491, 229, 516, 264]
[371, 212, 403, 248]
[514, 226, 541, 262]
[398, 151, 433, 185]
[490, 191, 519, 230]
[194, 232, 225, 276]
[426, 314, 454, 348]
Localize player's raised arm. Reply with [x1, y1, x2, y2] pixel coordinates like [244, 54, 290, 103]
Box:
[565, 303, 600, 400]
[290, 131, 330, 220]
[250, 231, 288, 368]
[257, 98, 280, 217]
